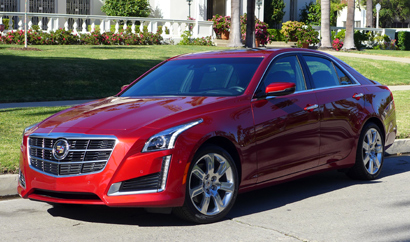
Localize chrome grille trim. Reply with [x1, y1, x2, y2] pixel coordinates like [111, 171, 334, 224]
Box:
[27, 133, 117, 177]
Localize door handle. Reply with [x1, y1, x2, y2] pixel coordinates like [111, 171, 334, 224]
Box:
[353, 93, 364, 100]
[304, 104, 318, 111]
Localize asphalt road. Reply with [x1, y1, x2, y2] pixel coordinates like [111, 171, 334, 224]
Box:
[1, 155, 410, 242]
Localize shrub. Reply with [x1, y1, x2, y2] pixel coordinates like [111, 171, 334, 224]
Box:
[1, 18, 14, 31]
[332, 38, 343, 51]
[280, 21, 304, 42]
[267, 29, 283, 41]
[210, 14, 231, 36]
[178, 30, 213, 46]
[0, 29, 163, 46]
[354, 30, 367, 50]
[398, 31, 410, 50]
[294, 25, 320, 47]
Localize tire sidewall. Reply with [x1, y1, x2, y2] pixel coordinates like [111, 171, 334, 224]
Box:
[183, 145, 239, 223]
[356, 123, 385, 180]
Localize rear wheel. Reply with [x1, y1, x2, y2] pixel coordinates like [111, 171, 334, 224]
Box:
[174, 145, 238, 223]
[347, 123, 384, 180]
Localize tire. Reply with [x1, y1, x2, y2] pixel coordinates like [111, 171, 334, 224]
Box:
[347, 123, 385, 180]
[174, 145, 239, 223]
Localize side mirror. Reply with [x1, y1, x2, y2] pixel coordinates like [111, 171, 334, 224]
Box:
[121, 84, 130, 91]
[265, 82, 296, 97]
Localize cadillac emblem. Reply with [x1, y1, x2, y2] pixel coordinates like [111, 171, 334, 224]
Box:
[53, 139, 70, 160]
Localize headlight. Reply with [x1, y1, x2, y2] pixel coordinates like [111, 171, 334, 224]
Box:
[22, 123, 38, 139]
[142, 119, 203, 152]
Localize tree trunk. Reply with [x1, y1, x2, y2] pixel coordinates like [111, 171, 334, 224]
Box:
[229, 0, 243, 47]
[245, 0, 256, 48]
[366, 0, 373, 28]
[319, 0, 332, 49]
[342, 0, 356, 50]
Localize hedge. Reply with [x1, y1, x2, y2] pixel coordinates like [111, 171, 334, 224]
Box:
[398, 31, 410, 51]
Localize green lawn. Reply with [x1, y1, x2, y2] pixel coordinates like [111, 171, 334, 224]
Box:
[1, 90, 409, 174]
[0, 106, 68, 174]
[338, 57, 410, 86]
[0, 45, 227, 103]
[355, 49, 410, 58]
[1, 45, 410, 103]
[392, 90, 410, 139]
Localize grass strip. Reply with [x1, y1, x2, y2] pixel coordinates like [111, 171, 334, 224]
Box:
[338, 57, 410, 86]
[354, 49, 410, 59]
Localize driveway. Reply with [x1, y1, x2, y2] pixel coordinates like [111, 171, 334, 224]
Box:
[1, 155, 410, 241]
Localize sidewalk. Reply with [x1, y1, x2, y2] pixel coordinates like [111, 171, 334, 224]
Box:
[320, 50, 410, 64]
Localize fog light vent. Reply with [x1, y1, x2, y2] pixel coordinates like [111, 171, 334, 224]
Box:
[107, 155, 172, 196]
[19, 170, 26, 189]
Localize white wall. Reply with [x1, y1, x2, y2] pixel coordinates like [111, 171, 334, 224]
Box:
[337, 6, 366, 28]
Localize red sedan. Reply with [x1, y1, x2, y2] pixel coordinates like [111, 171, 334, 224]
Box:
[19, 49, 396, 223]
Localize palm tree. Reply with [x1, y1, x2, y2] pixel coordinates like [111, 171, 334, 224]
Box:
[320, 0, 332, 49]
[366, 0, 373, 28]
[342, 0, 356, 50]
[229, 0, 243, 47]
[245, 0, 256, 48]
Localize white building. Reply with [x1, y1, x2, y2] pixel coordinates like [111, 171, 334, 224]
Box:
[336, 5, 367, 28]
[0, 0, 264, 21]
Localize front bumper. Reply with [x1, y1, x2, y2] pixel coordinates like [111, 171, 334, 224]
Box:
[18, 134, 190, 208]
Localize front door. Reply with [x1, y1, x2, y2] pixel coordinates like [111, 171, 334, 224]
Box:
[252, 55, 321, 183]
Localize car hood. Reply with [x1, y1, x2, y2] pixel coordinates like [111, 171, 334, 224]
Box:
[38, 96, 229, 132]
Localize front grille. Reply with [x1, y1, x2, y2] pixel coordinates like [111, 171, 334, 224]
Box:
[28, 135, 116, 177]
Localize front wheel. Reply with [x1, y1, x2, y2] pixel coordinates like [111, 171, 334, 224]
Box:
[174, 145, 238, 223]
[347, 123, 385, 180]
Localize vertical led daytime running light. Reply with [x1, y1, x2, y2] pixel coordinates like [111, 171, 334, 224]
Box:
[160, 155, 172, 191]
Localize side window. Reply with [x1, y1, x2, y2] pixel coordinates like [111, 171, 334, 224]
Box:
[334, 65, 354, 85]
[304, 56, 340, 88]
[259, 55, 307, 92]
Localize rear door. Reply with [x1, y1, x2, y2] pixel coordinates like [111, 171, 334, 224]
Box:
[301, 54, 366, 165]
[252, 54, 321, 182]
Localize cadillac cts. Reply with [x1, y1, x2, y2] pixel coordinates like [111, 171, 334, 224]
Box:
[19, 49, 396, 223]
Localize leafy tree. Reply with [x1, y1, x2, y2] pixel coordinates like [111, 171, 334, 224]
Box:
[299, 0, 346, 26]
[101, 0, 151, 17]
[271, 0, 286, 25]
[374, 0, 410, 27]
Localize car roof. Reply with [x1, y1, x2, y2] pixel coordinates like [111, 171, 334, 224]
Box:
[171, 48, 333, 60]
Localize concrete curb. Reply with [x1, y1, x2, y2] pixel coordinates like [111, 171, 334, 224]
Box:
[0, 174, 18, 197]
[386, 138, 410, 156]
[1, 139, 408, 197]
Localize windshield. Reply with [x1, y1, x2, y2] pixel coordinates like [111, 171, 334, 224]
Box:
[121, 58, 263, 97]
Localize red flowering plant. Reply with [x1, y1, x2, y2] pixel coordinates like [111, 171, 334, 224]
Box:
[210, 14, 231, 36]
[332, 38, 344, 51]
[240, 14, 270, 45]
